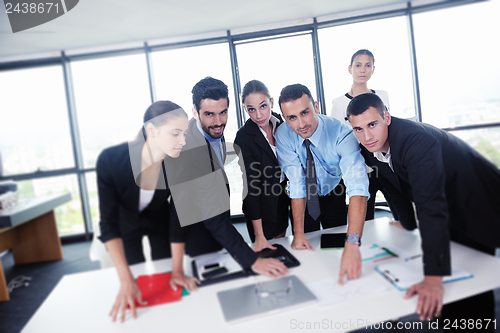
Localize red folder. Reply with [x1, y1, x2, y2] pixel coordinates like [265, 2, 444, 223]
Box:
[133, 272, 183, 308]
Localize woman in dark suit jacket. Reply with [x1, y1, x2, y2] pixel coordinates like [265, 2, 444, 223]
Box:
[96, 101, 188, 322]
[235, 80, 290, 251]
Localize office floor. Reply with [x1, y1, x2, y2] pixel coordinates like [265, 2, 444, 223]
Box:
[1, 211, 499, 333]
[0, 241, 100, 333]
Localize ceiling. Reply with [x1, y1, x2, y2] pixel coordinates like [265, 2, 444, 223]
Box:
[0, 0, 420, 60]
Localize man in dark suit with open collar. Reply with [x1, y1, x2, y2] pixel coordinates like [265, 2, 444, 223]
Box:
[166, 77, 288, 290]
[347, 93, 500, 329]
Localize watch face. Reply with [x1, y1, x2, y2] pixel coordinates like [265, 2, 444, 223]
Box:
[347, 233, 359, 244]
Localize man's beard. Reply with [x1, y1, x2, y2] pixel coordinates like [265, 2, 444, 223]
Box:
[202, 124, 225, 139]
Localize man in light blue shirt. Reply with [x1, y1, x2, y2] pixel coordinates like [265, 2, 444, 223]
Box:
[276, 84, 369, 283]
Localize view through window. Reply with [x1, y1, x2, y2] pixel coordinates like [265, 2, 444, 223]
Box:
[413, 0, 500, 166]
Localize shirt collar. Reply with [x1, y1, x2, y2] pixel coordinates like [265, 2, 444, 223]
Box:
[196, 120, 223, 144]
[258, 114, 280, 139]
[301, 114, 323, 147]
[373, 147, 393, 171]
[373, 147, 391, 160]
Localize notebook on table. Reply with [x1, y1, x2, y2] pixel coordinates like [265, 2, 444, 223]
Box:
[127, 272, 186, 308]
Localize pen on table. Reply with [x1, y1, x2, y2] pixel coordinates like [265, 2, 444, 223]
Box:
[405, 254, 422, 262]
[381, 247, 399, 258]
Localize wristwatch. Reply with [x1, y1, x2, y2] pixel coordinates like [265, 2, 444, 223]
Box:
[345, 233, 361, 246]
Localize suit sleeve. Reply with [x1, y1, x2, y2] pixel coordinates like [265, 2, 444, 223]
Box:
[169, 199, 187, 243]
[376, 173, 417, 230]
[234, 135, 263, 221]
[362, 148, 416, 229]
[96, 149, 122, 243]
[402, 133, 451, 276]
[168, 134, 258, 270]
[202, 212, 258, 270]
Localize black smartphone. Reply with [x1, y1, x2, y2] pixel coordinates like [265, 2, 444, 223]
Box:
[203, 262, 220, 270]
[320, 233, 347, 249]
[202, 266, 228, 279]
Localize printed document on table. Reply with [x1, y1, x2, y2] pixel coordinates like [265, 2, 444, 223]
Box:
[307, 275, 389, 308]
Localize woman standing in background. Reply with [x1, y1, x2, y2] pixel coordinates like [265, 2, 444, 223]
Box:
[330, 49, 398, 222]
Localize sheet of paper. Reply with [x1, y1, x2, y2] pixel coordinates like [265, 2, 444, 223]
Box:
[307, 275, 389, 308]
[333, 243, 410, 267]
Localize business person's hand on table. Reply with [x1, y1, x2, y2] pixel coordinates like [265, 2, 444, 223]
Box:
[109, 278, 146, 323]
[291, 233, 314, 251]
[251, 257, 289, 278]
[170, 272, 200, 293]
[405, 276, 444, 321]
[252, 235, 277, 252]
[338, 243, 362, 285]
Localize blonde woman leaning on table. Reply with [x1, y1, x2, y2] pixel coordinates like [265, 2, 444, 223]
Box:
[330, 49, 399, 223]
[96, 101, 188, 322]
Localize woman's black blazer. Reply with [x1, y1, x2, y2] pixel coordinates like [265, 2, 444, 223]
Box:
[96, 139, 170, 243]
[234, 112, 290, 241]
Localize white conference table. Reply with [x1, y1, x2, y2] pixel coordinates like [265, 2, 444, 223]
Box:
[22, 217, 500, 333]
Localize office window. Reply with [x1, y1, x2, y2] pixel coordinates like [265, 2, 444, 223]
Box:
[0, 66, 74, 176]
[152, 43, 238, 141]
[71, 53, 151, 169]
[152, 43, 243, 215]
[413, 0, 500, 128]
[318, 16, 415, 119]
[449, 128, 500, 168]
[16, 175, 85, 235]
[85, 171, 99, 230]
[236, 34, 317, 117]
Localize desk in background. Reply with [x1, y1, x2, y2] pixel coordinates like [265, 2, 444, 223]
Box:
[22, 217, 500, 333]
[0, 193, 71, 301]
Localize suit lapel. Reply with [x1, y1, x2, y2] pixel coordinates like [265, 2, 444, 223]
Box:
[386, 118, 404, 191]
[377, 161, 402, 192]
[127, 140, 143, 215]
[221, 136, 227, 165]
[247, 120, 279, 165]
[362, 145, 402, 192]
[188, 118, 225, 171]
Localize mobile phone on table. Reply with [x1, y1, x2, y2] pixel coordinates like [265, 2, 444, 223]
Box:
[203, 262, 220, 270]
[320, 233, 347, 249]
[202, 266, 228, 279]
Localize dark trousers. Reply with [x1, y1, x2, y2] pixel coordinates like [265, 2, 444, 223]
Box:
[439, 228, 496, 332]
[299, 181, 348, 233]
[366, 172, 400, 221]
[122, 228, 171, 265]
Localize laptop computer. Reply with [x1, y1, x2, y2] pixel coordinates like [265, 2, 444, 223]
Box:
[217, 275, 317, 324]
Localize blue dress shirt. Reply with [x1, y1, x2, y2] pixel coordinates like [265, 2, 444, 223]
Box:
[196, 121, 224, 169]
[275, 114, 369, 199]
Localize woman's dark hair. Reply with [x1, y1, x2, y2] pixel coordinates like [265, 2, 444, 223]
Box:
[142, 100, 187, 140]
[350, 49, 375, 66]
[241, 80, 271, 105]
